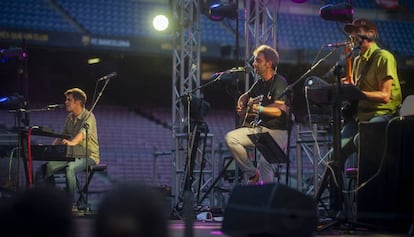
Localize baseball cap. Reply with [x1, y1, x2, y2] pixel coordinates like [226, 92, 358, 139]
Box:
[344, 18, 377, 33]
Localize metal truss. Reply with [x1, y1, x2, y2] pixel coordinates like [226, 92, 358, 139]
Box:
[242, 1, 334, 196]
[243, 0, 279, 89]
[170, 0, 287, 209]
[171, 0, 215, 209]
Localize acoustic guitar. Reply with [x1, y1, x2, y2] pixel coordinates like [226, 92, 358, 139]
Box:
[240, 95, 264, 128]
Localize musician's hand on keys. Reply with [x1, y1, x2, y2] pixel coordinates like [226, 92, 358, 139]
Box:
[62, 139, 75, 146]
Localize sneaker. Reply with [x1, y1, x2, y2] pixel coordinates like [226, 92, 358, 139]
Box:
[247, 170, 260, 185]
[71, 203, 79, 212]
[72, 204, 87, 216]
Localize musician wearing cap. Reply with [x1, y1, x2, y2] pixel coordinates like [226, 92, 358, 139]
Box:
[43, 88, 99, 208]
[340, 18, 402, 161]
[224, 45, 289, 184]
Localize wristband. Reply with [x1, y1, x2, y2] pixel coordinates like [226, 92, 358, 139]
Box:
[258, 105, 263, 113]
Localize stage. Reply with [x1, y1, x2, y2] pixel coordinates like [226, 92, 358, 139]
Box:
[73, 218, 413, 237]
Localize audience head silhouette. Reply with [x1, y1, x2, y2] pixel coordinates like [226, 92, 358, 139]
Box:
[11, 186, 75, 237]
[94, 182, 168, 237]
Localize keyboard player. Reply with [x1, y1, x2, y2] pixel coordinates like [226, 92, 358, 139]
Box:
[41, 88, 99, 209]
[339, 19, 402, 162]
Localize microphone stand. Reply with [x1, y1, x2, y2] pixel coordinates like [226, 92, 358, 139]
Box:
[77, 77, 111, 211]
[176, 71, 238, 217]
[313, 45, 363, 231]
[187, 72, 246, 206]
[275, 47, 338, 101]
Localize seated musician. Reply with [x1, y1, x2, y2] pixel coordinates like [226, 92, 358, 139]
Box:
[338, 18, 402, 167]
[43, 88, 99, 210]
[224, 45, 289, 184]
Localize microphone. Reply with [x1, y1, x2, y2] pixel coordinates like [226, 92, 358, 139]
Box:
[210, 66, 251, 80]
[98, 72, 118, 81]
[325, 41, 351, 47]
[47, 104, 65, 110]
[226, 66, 251, 73]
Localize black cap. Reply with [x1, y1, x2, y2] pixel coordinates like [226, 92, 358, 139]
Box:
[344, 18, 377, 33]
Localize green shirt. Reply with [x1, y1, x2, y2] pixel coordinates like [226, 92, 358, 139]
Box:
[353, 43, 402, 121]
[63, 108, 100, 164]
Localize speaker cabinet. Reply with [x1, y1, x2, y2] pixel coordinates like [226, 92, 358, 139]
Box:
[357, 118, 414, 231]
[222, 183, 317, 237]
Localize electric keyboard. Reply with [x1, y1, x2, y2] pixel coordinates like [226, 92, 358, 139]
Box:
[31, 145, 90, 161]
[307, 84, 366, 105]
[29, 126, 71, 139]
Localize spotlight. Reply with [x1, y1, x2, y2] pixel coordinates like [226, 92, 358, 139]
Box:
[319, 2, 354, 23]
[153, 14, 169, 32]
[0, 48, 26, 62]
[204, 0, 237, 21]
[0, 94, 25, 110]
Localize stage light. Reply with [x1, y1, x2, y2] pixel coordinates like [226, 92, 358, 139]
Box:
[319, 2, 354, 23]
[0, 94, 25, 110]
[204, 0, 237, 21]
[0, 48, 26, 63]
[153, 14, 169, 32]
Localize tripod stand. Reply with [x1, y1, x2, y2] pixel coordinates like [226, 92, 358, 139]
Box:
[175, 120, 209, 210]
[172, 88, 213, 220]
[311, 60, 366, 231]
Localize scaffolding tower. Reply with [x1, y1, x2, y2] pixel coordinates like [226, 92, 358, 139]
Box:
[171, 0, 215, 209]
[243, 0, 279, 89]
[243, 0, 333, 195]
[170, 0, 328, 210]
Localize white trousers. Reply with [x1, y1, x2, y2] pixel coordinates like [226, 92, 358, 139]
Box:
[224, 126, 288, 183]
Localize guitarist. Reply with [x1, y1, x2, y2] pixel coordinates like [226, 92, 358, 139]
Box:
[318, 18, 403, 218]
[225, 45, 289, 184]
[338, 18, 402, 167]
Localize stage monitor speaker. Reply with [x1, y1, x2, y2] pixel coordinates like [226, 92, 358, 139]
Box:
[357, 118, 414, 232]
[222, 183, 317, 237]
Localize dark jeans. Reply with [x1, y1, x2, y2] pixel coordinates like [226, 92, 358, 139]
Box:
[44, 158, 96, 202]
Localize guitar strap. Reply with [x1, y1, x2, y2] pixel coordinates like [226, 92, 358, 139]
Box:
[268, 74, 280, 100]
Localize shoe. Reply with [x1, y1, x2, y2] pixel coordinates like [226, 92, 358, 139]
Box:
[76, 201, 88, 211]
[72, 203, 83, 215]
[72, 203, 79, 212]
[247, 170, 260, 185]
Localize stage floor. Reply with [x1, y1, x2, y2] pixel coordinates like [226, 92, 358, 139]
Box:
[74, 218, 413, 237]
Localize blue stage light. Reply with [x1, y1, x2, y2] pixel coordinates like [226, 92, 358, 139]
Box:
[204, 1, 237, 21]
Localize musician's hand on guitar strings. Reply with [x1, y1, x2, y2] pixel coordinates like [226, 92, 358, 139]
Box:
[236, 104, 244, 112]
[236, 101, 246, 117]
[246, 97, 255, 106]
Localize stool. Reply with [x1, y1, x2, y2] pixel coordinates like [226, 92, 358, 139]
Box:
[77, 163, 108, 210]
